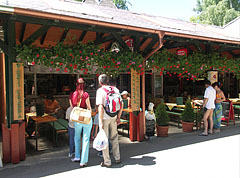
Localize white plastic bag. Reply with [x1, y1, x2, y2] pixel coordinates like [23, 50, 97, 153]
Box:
[93, 129, 109, 151]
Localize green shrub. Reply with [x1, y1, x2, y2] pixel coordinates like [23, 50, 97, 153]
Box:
[155, 103, 170, 126]
[181, 100, 195, 122]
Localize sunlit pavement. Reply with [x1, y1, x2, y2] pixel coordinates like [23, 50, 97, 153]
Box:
[1, 124, 239, 178]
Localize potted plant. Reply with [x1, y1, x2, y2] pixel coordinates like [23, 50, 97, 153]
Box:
[181, 100, 195, 132]
[155, 103, 170, 137]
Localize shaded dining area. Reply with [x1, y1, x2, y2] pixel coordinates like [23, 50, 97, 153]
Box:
[0, 0, 240, 166]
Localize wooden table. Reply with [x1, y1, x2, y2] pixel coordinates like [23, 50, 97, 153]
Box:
[29, 115, 57, 151]
[164, 103, 185, 111]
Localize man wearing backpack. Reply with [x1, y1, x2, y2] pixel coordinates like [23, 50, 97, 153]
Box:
[96, 74, 123, 167]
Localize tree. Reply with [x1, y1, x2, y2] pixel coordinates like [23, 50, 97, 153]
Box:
[190, 0, 240, 26]
[113, 0, 131, 10]
[74, 0, 131, 10]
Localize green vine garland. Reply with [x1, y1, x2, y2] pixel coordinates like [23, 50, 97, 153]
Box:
[16, 43, 240, 79]
[148, 49, 240, 80]
[16, 42, 144, 77]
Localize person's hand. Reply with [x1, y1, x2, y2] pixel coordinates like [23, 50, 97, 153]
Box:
[116, 118, 121, 126]
[99, 122, 104, 130]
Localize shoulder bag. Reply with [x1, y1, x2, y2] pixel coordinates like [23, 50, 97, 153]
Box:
[70, 97, 91, 124]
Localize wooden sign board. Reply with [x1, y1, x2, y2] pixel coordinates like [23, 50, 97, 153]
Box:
[13, 63, 24, 120]
[131, 69, 140, 111]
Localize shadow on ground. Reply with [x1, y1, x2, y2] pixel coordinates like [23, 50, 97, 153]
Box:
[0, 122, 239, 178]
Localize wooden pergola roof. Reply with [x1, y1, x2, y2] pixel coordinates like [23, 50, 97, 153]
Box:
[0, 0, 239, 58]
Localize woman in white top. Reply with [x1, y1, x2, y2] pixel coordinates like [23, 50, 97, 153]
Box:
[199, 80, 216, 136]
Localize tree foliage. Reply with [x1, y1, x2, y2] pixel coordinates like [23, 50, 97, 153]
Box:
[190, 0, 240, 26]
[74, 0, 131, 10]
[113, 0, 131, 10]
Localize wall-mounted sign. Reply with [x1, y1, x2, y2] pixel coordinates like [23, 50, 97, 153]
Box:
[177, 48, 188, 56]
[208, 71, 218, 84]
[125, 38, 134, 51]
[131, 69, 140, 111]
[13, 63, 24, 120]
[111, 42, 120, 52]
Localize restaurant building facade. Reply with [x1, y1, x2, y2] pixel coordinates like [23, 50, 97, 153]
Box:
[0, 0, 240, 164]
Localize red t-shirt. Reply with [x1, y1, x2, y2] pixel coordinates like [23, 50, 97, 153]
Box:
[71, 91, 89, 109]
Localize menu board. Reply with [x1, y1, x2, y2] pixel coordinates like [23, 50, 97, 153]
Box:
[131, 69, 140, 111]
[13, 63, 24, 120]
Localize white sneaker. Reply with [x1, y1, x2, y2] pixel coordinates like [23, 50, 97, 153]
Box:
[68, 153, 74, 158]
[71, 158, 80, 162]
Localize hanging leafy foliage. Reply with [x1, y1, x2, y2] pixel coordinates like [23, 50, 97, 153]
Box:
[148, 49, 240, 79]
[16, 42, 144, 77]
[16, 42, 240, 79]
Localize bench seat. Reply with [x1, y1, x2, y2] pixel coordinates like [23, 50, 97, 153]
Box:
[49, 120, 68, 146]
[166, 111, 182, 128]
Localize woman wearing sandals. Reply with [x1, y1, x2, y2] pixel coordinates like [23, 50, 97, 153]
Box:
[71, 78, 92, 168]
[212, 82, 226, 133]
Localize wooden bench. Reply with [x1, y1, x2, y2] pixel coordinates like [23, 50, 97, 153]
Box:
[49, 118, 68, 146]
[119, 119, 129, 137]
[166, 111, 182, 128]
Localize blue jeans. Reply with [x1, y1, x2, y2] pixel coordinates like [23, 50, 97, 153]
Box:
[68, 126, 75, 154]
[74, 120, 93, 164]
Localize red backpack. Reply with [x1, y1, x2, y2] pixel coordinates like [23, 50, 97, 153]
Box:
[102, 86, 122, 117]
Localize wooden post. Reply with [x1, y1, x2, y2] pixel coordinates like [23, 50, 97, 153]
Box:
[5, 19, 16, 126]
[0, 53, 6, 126]
[2, 124, 11, 163]
[11, 124, 20, 164]
[142, 67, 146, 135]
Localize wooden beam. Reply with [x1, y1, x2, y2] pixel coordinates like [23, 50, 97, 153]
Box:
[13, 15, 158, 39]
[228, 51, 238, 58]
[22, 25, 50, 45]
[111, 33, 130, 50]
[218, 47, 240, 52]
[205, 44, 211, 54]
[143, 38, 158, 54]
[60, 28, 69, 42]
[40, 31, 48, 45]
[164, 41, 190, 49]
[19, 23, 26, 43]
[139, 37, 148, 47]
[0, 39, 8, 55]
[78, 31, 87, 42]
[106, 41, 112, 51]
[94, 34, 115, 45]
[96, 32, 104, 41]
[133, 36, 140, 52]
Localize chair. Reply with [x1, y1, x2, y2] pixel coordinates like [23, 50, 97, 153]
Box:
[221, 101, 235, 126]
[176, 97, 183, 105]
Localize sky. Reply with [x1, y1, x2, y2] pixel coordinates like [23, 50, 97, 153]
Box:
[129, 0, 198, 21]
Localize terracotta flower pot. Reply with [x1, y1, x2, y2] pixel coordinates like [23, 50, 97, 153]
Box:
[156, 125, 169, 137]
[182, 121, 194, 132]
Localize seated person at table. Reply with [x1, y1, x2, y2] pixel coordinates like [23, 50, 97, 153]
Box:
[44, 95, 61, 115]
[121, 91, 131, 120]
[121, 91, 131, 108]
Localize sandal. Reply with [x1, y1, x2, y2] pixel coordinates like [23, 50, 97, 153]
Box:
[115, 159, 121, 164]
[199, 132, 208, 136]
[100, 162, 111, 168]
